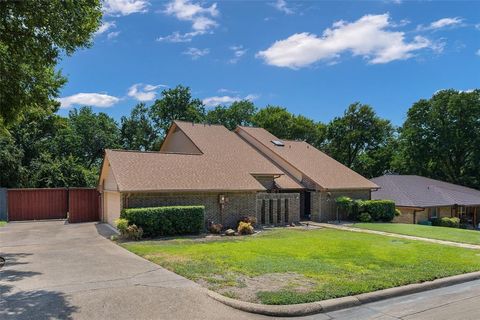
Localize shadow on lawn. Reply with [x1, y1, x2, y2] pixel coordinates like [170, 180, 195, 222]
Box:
[0, 253, 78, 320]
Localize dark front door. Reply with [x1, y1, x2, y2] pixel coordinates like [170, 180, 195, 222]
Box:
[300, 191, 311, 220]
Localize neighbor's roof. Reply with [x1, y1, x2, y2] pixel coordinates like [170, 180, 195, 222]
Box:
[236, 126, 378, 190]
[371, 175, 480, 207]
[105, 121, 303, 192]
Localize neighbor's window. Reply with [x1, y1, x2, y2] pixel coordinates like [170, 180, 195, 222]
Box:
[458, 206, 466, 216]
[430, 207, 438, 218]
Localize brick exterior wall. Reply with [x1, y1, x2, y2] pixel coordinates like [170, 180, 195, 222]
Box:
[256, 192, 300, 225]
[310, 190, 371, 222]
[123, 191, 301, 228]
[124, 192, 257, 228]
[393, 208, 428, 224]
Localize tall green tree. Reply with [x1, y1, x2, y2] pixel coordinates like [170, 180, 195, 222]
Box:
[67, 106, 121, 169]
[150, 85, 205, 138]
[0, 134, 24, 187]
[206, 100, 257, 130]
[253, 106, 292, 138]
[325, 103, 394, 177]
[0, 1, 102, 127]
[120, 103, 158, 151]
[395, 89, 480, 188]
[253, 106, 326, 148]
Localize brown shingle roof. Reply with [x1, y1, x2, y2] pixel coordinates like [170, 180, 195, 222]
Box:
[237, 126, 378, 190]
[105, 121, 303, 192]
[371, 175, 480, 207]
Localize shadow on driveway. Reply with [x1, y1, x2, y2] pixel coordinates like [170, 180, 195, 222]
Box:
[0, 252, 77, 320]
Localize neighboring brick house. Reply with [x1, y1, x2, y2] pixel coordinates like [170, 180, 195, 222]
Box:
[371, 175, 480, 226]
[98, 121, 377, 228]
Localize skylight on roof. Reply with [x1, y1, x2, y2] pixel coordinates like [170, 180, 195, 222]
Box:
[271, 140, 285, 147]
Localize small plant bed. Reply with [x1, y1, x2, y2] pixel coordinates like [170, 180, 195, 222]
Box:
[122, 228, 480, 305]
[0, 221, 6, 227]
[353, 223, 480, 245]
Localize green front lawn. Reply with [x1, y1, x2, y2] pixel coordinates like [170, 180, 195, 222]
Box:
[353, 223, 480, 245]
[122, 228, 480, 305]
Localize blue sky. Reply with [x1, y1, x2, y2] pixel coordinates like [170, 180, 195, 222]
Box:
[57, 0, 480, 126]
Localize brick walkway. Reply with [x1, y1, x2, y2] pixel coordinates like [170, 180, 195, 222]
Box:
[303, 222, 480, 250]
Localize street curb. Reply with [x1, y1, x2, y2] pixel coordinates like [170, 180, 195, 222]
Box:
[205, 271, 480, 317]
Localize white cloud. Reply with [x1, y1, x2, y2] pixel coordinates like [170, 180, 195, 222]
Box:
[271, 0, 294, 15]
[103, 0, 149, 16]
[58, 93, 120, 109]
[417, 17, 463, 31]
[203, 94, 258, 107]
[95, 21, 116, 36]
[107, 31, 121, 39]
[182, 47, 210, 59]
[218, 88, 238, 94]
[229, 45, 247, 63]
[159, 0, 219, 42]
[257, 14, 435, 69]
[156, 30, 203, 43]
[164, 0, 218, 31]
[127, 83, 166, 102]
[476, 49, 480, 56]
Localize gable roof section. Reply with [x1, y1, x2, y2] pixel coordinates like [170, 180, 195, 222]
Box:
[105, 121, 303, 192]
[371, 175, 480, 207]
[236, 126, 378, 190]
[105, 149, 267, 192]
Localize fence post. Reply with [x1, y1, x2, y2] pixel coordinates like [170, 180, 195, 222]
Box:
[0, 188, 7, 221]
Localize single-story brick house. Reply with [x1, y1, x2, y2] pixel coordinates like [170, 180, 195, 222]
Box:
[98, 121, 378, 228]
[371, 175, 480, 226]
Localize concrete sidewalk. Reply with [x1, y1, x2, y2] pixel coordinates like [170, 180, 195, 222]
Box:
[0, 221, 266, 320]
[307, 222, 480, 250]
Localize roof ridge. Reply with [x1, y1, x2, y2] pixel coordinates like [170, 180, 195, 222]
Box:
[106, 149, 202, 156]
[174, 120, 228, 128]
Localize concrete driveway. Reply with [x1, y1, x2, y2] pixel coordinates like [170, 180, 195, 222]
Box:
[2, 221, 480, 320]
[0, 221, 265, 320]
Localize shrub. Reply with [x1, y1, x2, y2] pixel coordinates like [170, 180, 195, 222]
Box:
[208, 223, 223, 234]
[360, 200, 396, 222]
[336, 197, 396, 222]
[115, 218, 129, 234]
[121, 206, 205, 237]
[239, 216, 257, 226]
[430, 217, 460, 228]
[237, 221, 254, 235]
[395, 209, 402, 217]
[440, 217, 460, 228]
[115, 218, 143, 240]
[418, 220, 432, 226]
[125, 224, 144, 240]
[358, 212, 372, 222]
[430, 217, 441, 226]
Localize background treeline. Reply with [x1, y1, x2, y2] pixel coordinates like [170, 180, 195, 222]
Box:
[1, 86, 479, 190]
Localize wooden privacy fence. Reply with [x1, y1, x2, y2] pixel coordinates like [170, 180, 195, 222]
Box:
[6, 188, 100, 223]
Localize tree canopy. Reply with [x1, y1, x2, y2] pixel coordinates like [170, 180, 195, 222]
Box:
[395, 89, 480, 189]
[0, 0, 102, 127]
[1, 85, 479, 191]
[325, 103, 394, 178]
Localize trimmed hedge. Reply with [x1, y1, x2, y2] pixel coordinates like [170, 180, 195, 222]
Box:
[360, 200, 396, 222]
[336, 197, 396, 222]
[121, 206, 205, 237]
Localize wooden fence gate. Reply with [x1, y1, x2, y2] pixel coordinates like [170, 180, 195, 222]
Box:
[68, 189, 100, 223]
[6, 188, 100, 223]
